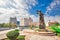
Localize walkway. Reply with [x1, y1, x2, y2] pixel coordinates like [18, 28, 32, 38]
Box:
[25, 35, 60, 40]
[0, 27, 19, 39]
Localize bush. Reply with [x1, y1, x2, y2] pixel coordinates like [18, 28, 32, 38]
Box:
[17, 35, 25, 40]
[57, 33, 60, 37]
[34, 28, 40, 32]
[50, 23, 60, 36]
[15, 29, 19, 32]
[50, 25, 60, 33]
[6, 30, 19, 40]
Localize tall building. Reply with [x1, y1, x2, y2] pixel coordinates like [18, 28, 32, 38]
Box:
[9, 17, 17, 25]
[20, 17, 33, 26]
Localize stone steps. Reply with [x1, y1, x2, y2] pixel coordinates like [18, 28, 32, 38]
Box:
[24, 31, 56, 36]
[37, 32, 56, 36]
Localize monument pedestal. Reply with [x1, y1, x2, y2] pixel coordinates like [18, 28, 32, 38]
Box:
[38, 25, 55, 36]
[38, 29, 47, 32]
[37, 29, 56, 36]
[36, 31, 56, 36]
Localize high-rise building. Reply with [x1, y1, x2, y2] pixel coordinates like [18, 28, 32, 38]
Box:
[9, 17, 17, 25]
[20, 17, 33, 26]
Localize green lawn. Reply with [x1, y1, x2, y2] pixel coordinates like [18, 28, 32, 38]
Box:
[17, 35, 25, 40]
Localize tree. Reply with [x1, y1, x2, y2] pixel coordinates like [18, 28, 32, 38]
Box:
[9, 22, 17, 28]
[0, 23, 17, 28]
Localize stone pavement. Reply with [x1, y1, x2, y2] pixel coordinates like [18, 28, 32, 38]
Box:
[25, 35, 60, 40]
[21, 29, 60, 40]
[0, 29, 60, 40]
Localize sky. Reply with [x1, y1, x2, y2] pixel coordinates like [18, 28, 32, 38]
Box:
[0, 0, 60, 24]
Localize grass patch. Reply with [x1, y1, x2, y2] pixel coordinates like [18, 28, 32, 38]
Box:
[17, 35, 25, 40]
[57, 33, 60, 37]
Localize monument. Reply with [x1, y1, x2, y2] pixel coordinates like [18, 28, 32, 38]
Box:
[36, 10, 55, 36]
[37, 10, 45, 29]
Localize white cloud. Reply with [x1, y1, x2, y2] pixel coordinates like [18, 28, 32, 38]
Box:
[0, 0, 37, 23]
[44, 15, 60, 26]
[30, 15, 39, 22]
[45, 0, 60, 14]
[0, 0, 5, 5]
[44, 0, 60, 26]
[0, 0, 60, 25]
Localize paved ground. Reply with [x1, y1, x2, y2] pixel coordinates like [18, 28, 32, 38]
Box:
[25, 35, 60, 40]
[22, 29, 60, 40]
[0, 29, 60, 40]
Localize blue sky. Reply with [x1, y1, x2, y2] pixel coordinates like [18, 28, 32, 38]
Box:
[0, 0, 60, 24]
[29, 0, 53, 15]
[29, 0, 60, 16]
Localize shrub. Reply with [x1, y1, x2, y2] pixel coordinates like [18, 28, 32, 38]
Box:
[57, 33, 60, 37]
[34, 28, 40, 32]
[50, 25, 60, 33]
[50, 23, 60, 36]
[6, 30, 19, 40]
[17, 35, 25, 40]
[15, 29, 19, 32]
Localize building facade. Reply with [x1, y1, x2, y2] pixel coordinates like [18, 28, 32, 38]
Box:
[48, 21, 58, 26]
[20, 17, 33, 26]
[9, 17, 17, 25]
[29, 22, 39, 27]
